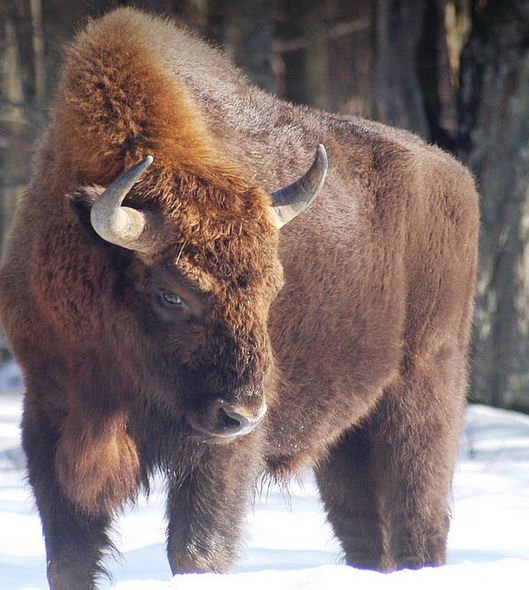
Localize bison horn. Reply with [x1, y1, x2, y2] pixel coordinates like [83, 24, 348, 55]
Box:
[269, 144, 328, 228]
[90, 155, 163, 254]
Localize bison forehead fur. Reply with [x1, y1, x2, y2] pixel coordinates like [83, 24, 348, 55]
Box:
[0, 6, 479, 589]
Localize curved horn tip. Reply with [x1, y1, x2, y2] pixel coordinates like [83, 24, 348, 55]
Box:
[269, 144, 329, 229]
[127, 154, 154, 177]
[316, 144, 328, 167]
[89, 154, 159, 253]
[135, 154, 154, 173]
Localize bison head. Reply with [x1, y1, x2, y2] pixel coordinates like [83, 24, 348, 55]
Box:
[70, 147, 327, 442]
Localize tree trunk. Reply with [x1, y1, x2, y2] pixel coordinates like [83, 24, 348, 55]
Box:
[274, 0, 312, 105]
[233, 0, 275, 92]
[374, 0, 429, 136]
[0, 6, 27, 255]
[323, 0, 375, 117]
[459, 0, 529, 407]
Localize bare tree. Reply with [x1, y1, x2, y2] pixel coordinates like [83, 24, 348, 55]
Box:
[458, 0, 529, 407]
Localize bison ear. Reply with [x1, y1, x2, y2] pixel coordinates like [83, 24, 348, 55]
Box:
[69, 186, 107, 244]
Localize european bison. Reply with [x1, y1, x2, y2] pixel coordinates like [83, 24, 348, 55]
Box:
[0, 7, 479, 590]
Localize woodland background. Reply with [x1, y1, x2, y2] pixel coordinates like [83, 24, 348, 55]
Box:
[0, 0, 528, 410]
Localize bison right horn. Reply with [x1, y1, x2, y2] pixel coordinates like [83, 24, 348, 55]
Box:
[90, 155, 164, 254]
[269, 144, 328, 228]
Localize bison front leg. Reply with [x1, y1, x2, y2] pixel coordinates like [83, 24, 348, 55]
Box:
[165, 436, 262, 573]
[21, 406, 115, 590]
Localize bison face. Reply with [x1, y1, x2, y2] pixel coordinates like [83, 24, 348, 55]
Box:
[143, 259, 278, 442]
[69, 148, 326, 442]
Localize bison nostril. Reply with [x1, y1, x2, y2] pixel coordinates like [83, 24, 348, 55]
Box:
[189, 401, 266, 438]
[217, 406, 245, 431]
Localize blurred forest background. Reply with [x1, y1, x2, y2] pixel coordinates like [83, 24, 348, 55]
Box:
[1, 0, 529, 410]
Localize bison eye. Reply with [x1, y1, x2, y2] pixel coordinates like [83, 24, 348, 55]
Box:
[161, 291, 184, 306]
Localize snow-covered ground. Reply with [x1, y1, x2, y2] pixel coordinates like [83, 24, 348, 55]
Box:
[1, 389, 529, 589]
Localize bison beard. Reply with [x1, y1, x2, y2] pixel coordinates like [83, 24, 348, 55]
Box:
[0, 7, 479, 590]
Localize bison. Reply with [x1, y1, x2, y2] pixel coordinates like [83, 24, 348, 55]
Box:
[0, 7, 479, 590]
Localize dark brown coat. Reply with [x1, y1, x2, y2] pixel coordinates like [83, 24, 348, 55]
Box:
[0, 8, 479, 589]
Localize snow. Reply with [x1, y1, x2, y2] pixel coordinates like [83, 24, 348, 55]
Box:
[1, 390, 529, 589]
[0, 361, 22, 393]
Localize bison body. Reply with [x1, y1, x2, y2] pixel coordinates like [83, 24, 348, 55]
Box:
[0, 8, 479, 589]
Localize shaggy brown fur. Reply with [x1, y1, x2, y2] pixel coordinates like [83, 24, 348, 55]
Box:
[0, 8, 479, 589]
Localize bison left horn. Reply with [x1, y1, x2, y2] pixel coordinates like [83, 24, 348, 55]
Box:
[269, 144, 328, 228]
[90, 155, 163, 254]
